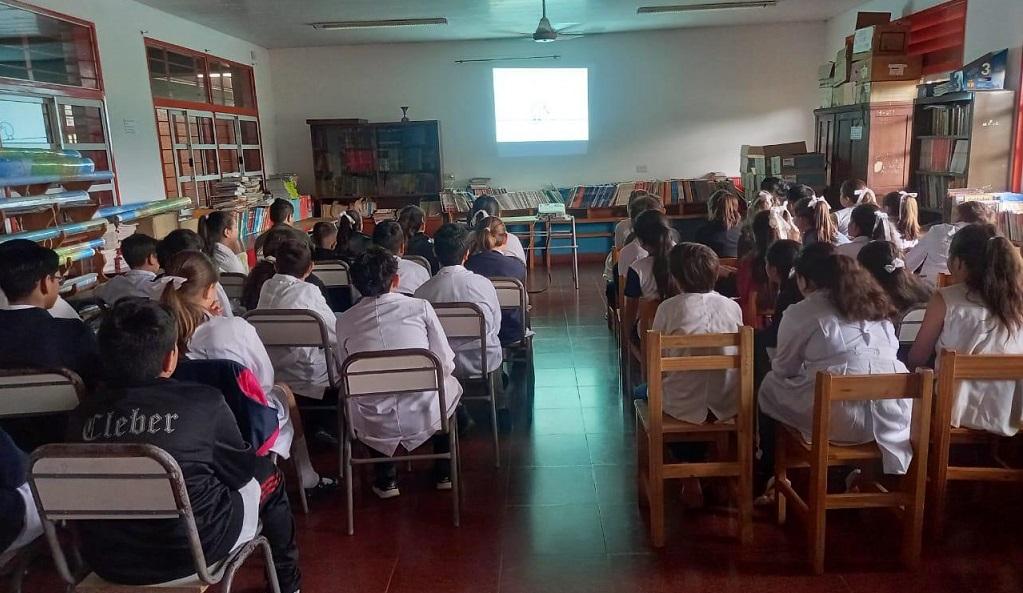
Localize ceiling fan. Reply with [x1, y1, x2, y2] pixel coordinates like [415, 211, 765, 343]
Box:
[527, 0, 583, 42]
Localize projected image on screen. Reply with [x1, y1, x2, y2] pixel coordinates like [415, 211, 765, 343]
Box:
[493, 68, 589, 143]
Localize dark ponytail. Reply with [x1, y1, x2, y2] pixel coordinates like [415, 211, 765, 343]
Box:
[949, 224, 1023, 331]
[857, 240, 932, 313]
[197, 211, 234, 258]
[795, 253, 893, 321]
[470, 195, 500, 227]
[634, 210, 677, 300]
[397, 205, 426, 241]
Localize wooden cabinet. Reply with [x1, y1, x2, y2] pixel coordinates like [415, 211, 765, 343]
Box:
[814, 102, 914, 204]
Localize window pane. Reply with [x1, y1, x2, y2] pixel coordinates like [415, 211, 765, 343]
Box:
[239, 119, 260, 145]
[215, 116, 237, 145]
[209, 60, 255, 109]
[191, 113, 215, 145]
[243, 148, 262, 174]
[0, 97, 54, 146]
[147, 46, 207, 103]
[0, 3, 98, 89]
[59, 103, 106, 145]
[219, 148, 239, 175]
[78, 149, 108, 172]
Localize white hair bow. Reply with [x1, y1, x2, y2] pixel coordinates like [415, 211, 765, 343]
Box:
[854, 188, 876, 204]
[808, 196, 829, 210]
[340, 212, 356, 226]
[898, 191, 918, 200]
[160, 275, 187, 290]
[875, 211, 889, 220]
[883, 258, 905, 274]
[471, 210, 491, 225]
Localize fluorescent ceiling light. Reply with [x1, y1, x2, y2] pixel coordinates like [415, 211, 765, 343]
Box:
[638, 1, 777, 14]
[310, 18, 447, 30]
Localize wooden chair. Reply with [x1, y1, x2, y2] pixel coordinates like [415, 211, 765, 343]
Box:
[718, 257, 739, 270]
[219, 272, 247, 305]
[897, 307, 927, 344]
[0, 368, 84, 419]
[621, 297, 660, 396]
[774, 370, 934, 574]
[636, 327, 754, 547]
[402, 254, 432, 273]
[606, 248, 620, 332]
[432, 302, 500, 467]
[313, 259, 357, 302]
[928, 349, 1023, 536]
[339, 349, 460, 534]
[28, 443, 281, 593]
[741, 289, 776, 329]
[491, 277, 533, 402]
[936, 273, 955, 288]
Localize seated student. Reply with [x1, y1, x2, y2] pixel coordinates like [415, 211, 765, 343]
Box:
[199, 210, 248, 274]
[67, 300, 301, 593]
[759, 252, 913, 475]
[614, 190, 652, 250]
[399, 205, 440, 274]
[160, 250, 327, 491]
[736, 209, 783, 329]
[736, 193, 772, 259]
[0, 427, 42, 560]
[156, 229, 233, 317]
[336, 247, 462, 498]
[465, 216, 528, 345]
[835, 203, 899, 259]
[908, 224, 1023, 436]
[905, 201, 993, 286]
[0, 240, 101, 387]
[652, 243, 743, 423]
[603, 194, 668, 308]
[857, 240, 932, 317]
[882, 191, 922, 251]
[756, 239, 809, 352]
[786, 183, 816, 212]
[257, 239, 338, 399]
[334, 210, 372, 263]
[310, 221, 338, 262]
[373, 220, 430, 295]
[254, 198, 311, 254]
[694, 190, 743, 258]
[469, 195, 527, 264]
[623, 210, 677, 303]
[794, 195, 848, 246]
[0, 242, 80, 321]
[96, 233, 160, 304]
[414, 223, 502, 378]
[761, 176, 790, 208]
[833, 179, 877, 236]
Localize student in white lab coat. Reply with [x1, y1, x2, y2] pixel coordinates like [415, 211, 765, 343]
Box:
[835, 204, 900, 259]
[156, 229, 233, 317]
[337, 247, 462, 498]
[199, 210, 249, 275]
[159, 249, 329, 491]
[759, 251, 914, 476]
[833, 180, 877, 236]
[256, 239, 338, 399]
[652, 243, 744, 424]
[469, 195, 527, 264]
[881, 191, 923, 252]
[905, 200, 994, 285]
[622, 210, 678, 352]
[95, 233, 160, 305]
[373, 220, 430, 295]
[908, 224, 1023, 436]
[414, 223, 502, 377]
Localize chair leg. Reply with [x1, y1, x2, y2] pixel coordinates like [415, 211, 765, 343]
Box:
[451, 425, 461, 528]
[260, 538, 282, 593]
[807, 458, 828, 575]
[648, 442, 665, 547]
[901, 490, 925, 569]
[489, 372, 501, 468]
[928, 438, 951, 538]
[774, 430, 787, 525]
[737, 444, 753, 545]
[344, 439, 355, 536]
[636, 421, 649, 507]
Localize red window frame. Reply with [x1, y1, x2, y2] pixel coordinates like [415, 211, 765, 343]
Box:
[144, 37, 259, 117]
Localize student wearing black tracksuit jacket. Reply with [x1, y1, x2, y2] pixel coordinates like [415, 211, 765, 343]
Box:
[67, 300, 301, 593]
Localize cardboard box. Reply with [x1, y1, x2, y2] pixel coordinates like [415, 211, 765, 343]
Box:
[762, 142, 808, 159]
[852, 22, 910, 57]
[818, 61, 836, 87]
[741, 142, 806, 175]
[832, 82, 856, 107]
[854, 80, 918, 104]
[780, 170, 827, 190]
[771, 153, 828, 174]
[851, 54, 922, 83]
[820, 87, 834, 109]
[834, 46, 851, 86]
[855, 11, 892, 29]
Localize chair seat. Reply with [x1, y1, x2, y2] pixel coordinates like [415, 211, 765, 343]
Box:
[634, 400, 736, 434]
[949, 426, 1009, 444]
[76, 573, 209, 593]
[781, 426, 882, 463]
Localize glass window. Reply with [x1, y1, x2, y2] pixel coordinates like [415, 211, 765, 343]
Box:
[209, 60, 255, 109]
[0, 96, 53, 147]
[59, 103, 106, 145]
[0, 2, 99, 89]
[147, 46, 207, 103]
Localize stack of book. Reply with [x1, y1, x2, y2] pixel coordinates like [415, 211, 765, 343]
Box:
[561, 178, 738, 209]
[925, 104, 971, 136]
[919, 138, 969, 174]
[208, 177, 264, 209]
[440, 190, 475, 214]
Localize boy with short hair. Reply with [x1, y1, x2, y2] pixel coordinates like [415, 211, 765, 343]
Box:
[255, 199, 310, 254]
[311, 221, 338, 262]
[96, 233, 160, 304]
[373, 220, 430, 295]
[67, 300, 301, 592]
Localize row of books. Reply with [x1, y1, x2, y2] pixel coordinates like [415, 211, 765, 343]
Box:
[924, 104, 972, 136]
[236, 196, 313, 238]
[209, 177, 264, 209]
[919, 138, 969, 174]
[561, 178, 737, 209]
[439, 189, 561, 214]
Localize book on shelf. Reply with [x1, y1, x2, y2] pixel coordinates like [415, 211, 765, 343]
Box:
[923, 104, 971, 136]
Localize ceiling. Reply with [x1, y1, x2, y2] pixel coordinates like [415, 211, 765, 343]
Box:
[131, 0, 865, 48]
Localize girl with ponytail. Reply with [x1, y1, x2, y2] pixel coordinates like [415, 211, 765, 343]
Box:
[621, 210, 677, 348]
[469, 195, 526, 264]
[882, 191, 922, 250]
[857, 240, 932, 316]
[905, 200, 995, 285]
[198, 210, 247, 274]
[464, 216, 527, 345]
[694, 190, 743, 258]
[398, 204, 440, 273]
[836, 203, 899, 259]
[794, 195, 847, 246]
[759, 252, 913, 475]
[834, 179, 876, 235]
[335, 209, 372, 263]
[908, 224, 1023, 436]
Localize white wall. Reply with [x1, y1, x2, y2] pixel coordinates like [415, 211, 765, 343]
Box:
[826, 0, 1023, 89]
[269, 23, 825, 193]
[21, 0, 277, 204]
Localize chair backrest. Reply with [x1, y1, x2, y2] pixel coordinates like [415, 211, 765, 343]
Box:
[219, 272, 247, 302]
[645, 328, 754, 435]
[898, 307, 927, 343]
[242, 309, 338, 385]
[936, 273, 954, 288]
[403, 255, 431, 273]
[313, 260, 352, 288]
[28, 443, 213, 585]
[636, 299, 661, 377]
[718, 257, 738, 270]
[935, 349, 1023, 432]
[432, 303, 488, 377]
[491, 277, 528, 334]
[340, 348, 451, 433]
[0, 369, 84, 419]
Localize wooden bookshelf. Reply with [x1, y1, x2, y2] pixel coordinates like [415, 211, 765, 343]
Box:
[307, 119, 442, 209]
[909, 90, 1016, 221]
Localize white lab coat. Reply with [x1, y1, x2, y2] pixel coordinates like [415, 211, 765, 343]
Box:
[758, 290, 914, 474]
[651, 292, 743, 423]
[628, 254, 672, 301]
[613, 220, 632, 250]
[336, 292, 462, 456]
[212, 242, 249, 275]
[414, 265, 503, 375]
[503, 231, 527, 264]
[936, 283, 1023, 436]
[256, 274, 337, 399]
[618, 241, 648, 278]
[834, 207, 854, 235]
[0, 289, 81, 320]
[95, 269, 157, 304]
[2, 484, 41, 557]
[395, 256, 430, 295]
[905, 222, 966, 285]
[834, 235, 870, 259]
[186, 315, 293, 457]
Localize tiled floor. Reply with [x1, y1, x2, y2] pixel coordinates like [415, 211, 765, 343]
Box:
[20, 264, 1023, 592]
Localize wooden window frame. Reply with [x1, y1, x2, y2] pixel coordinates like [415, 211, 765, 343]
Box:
[144, 37, 259, 117]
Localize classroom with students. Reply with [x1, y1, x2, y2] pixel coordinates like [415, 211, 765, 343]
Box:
[1, 0, 1023, 592]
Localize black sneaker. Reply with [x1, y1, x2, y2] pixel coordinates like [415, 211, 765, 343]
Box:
[372, 478, 400, 499]
[435, 476, 452, 491]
